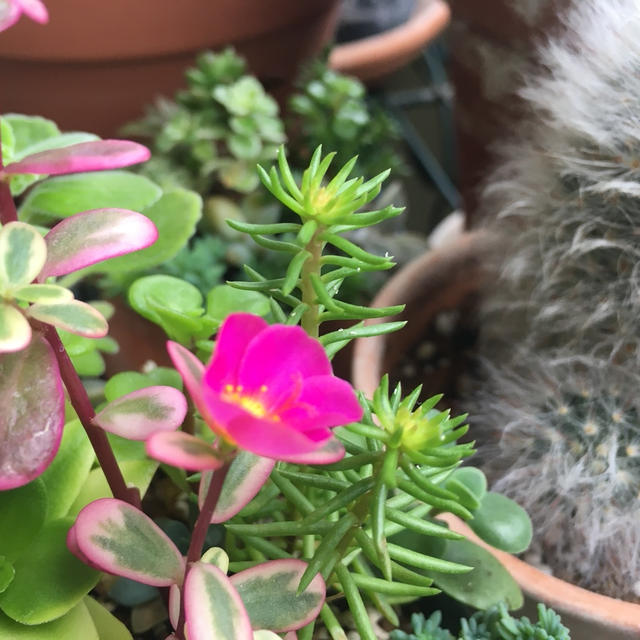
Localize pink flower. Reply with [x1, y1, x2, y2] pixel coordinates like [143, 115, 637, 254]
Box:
[0, 0, 48, 32]
[168, 313, 362, 462]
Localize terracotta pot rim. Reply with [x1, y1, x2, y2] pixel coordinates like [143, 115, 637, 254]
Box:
[329, 0, 450, 80]
[440, 513, 640, 632]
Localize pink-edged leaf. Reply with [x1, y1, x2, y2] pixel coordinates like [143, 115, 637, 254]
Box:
[284, 633, 298, 640]
[16, 0, 48, 23]
[184, 562, 252, 640]
[41, 208, 158, 279]
[69, 498, 185, 586]
[0, 221, 47, 290]
[28, 299, 108, 337]
[197, 452, 274, 523]
[168, 583, 180, 631]
[93, 386, 187, 440]
[13, 283, 73, 304]
[4, 140, 150, 176]
[201, 547, 229, 573]
[0, 302, 31, 353]
[0, 334, 64, 489]
[274, 436, 345, 465]
[146, 431, 224, 471]
[0, 1, 20, 31]
[231, 560, 326, 632]
[253, 632, 282, 640]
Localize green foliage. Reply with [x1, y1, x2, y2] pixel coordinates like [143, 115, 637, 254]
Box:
[290, 62, 403, 180]
[127, 48, 285, 195]
[390, 604, 570, 640]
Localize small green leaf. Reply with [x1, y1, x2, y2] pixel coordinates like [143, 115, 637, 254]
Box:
[28, 300, 108, 337]
[468, 492, 533, 554]
[0, 222, 47, 290]
[18, 171, 162, 223]
[445, 467, 487, 511]
[0, 559, 14, 594]
[430, 538, 523, 610]
[83, 596, 133, 640]
[0, 303, 31, 352]
[0, 518, 99, 624]
[13, 284, 73, 304]
[206, 286, 270, 326]
[3, 115, 59, 157]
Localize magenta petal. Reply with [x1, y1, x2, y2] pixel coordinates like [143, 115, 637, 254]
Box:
[280, 375, 363, 433]
[203, 313, 268, 391]
[16, 0, 47, 22]
[4, 140, 150, 176]
[238, 325, 331, 401]
[42, 208, 158, 279]
[146, 431, 224, 471]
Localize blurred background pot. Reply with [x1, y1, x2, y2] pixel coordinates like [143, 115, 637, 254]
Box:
[0, 0, 340, 136]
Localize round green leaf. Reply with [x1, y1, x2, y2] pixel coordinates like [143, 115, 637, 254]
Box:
[0, 559, 14, 594]
[0, 518, 100, 624]
[445, 467, 487, 511]
[83, 596, 133, 640]
[0, 222, 47, 291]
[468, 492, 533, 554]
[28, 300, 108, 338]
[0, 303, 31, 353]
[0, 478, 47, 562]
[12, 284, 74, 304]
[206, 286, 270, 325]
[431, 539, 523, 610]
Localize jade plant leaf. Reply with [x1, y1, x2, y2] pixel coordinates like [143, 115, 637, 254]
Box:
[0, 478, 47, 562]
[4, 140, 150, 176]
[86, 188, 202, 275]
[184, 562, 252, 640]
[18, 170, 162, 222]
[37, 419, 94, 520]
[0, 559, 13, 595]
[0, 335, 64, 489]
[146, 431, 224, 471]
[467, 492, 532, 554]
[0, 518, 100, 624]
[41, 208, 158, 279]
[28, 300, 108, 337]
[83, 596, 133, 640]
[93, 386, 187, 440]
[0, 221, 47, 291]
[104, 368, 183, 402]
[0, 600, 99, 640]
[206, 285, 270, 327]
[230, 560, 326, 632]
[2, 115, 58, 158]
[444, 467, 487, 511]
[128, 274, 213, 343]
[198, 452, 274, 523]
[429, 538, 523, 611]
[13, 284, 73, 304]
[0, 303, 31, 352]
[68, 499, 185, 586]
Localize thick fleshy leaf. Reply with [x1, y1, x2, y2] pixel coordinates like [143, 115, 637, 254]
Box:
[4, 140, 150, 176]
[468, 492, 533, 554]
[201, 452, 275, 523]
[253, 632, 281, 640]
[28, 300, 108, 337]
[231, 560, 326, 632]
[0, 222, 47, 291]
[184, 562, 252, 640]
[0, 478, 47, 562]
[69, 499, 185, 586]
[0, 335, 64, 489]
[41, 208, 158, 278]
[272, 436, 345, 465]
[201, 547, 230, 573]
[18, 170, 162, 223]
[93, 386, 187, 440]
[0, 303, 31, 352]
[0, 518, 100, 624]
[0, 558, 14, 594]
[38, 419, 94, 520]
[84, 596, 133, 640]
[0, 600, 99, 640]
[13, 283, 73, 304]
[146, 431, 224, 471]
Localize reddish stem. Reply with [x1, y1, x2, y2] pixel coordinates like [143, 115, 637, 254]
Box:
[0, 180, 17, 224]
[175, 461, 232, 639]
[44, 325, 140, 507]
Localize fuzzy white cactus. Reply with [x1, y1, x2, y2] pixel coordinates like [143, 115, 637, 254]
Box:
[469, 0, 640, 601]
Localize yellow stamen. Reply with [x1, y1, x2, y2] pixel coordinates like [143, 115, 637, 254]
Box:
[222, 384, 279, 421]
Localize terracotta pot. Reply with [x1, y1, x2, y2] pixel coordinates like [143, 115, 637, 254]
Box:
[440, 514, 640, 640]
[329, 0, 451, 82]
[351, 230, 493, 396]
[352, 231, 640, 639]
[0, 0, 340, 136]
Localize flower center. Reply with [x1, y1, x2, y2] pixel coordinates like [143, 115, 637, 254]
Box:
[223, 384, 279, 421]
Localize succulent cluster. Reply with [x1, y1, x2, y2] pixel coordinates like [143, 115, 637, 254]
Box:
[127, 48, 285, 194]
[390, 604, 569, 640]
[468, 0, 640, 600]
